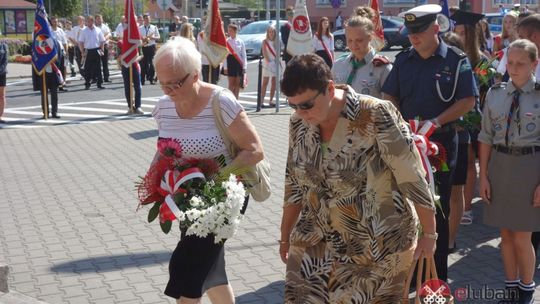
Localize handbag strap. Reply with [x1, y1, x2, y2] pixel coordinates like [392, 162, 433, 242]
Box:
[211, 88, 239, 158]
[402, 252, 440, 304]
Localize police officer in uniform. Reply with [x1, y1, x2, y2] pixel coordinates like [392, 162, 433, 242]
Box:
[332, 12, 391, 99]
[382, 4, 478, 281]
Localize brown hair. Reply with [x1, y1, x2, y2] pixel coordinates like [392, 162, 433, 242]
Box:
[316, 17, 331, 38]
[461, 24, 482, 66]
[518, 14, 540, 37]
[442, 32, 464, 50]
[353, 6, 375, 20]
[346, 15, 374, 35]
[508, 39, 538, 62]
[281, 54, 331, 97]
[228, 23, 238, 31]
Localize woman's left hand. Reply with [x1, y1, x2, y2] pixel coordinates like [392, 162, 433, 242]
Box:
[413, 237, 437, 260]
[533, 184, 540, 207]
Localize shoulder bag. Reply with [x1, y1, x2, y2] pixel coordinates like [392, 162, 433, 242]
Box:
[211, 89, 271, 202]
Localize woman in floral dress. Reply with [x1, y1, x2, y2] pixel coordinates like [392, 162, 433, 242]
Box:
[279, 54, 437, 303]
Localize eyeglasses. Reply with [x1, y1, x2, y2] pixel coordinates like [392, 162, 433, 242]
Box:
[159, 73, 191, 93]
[288, 89, 324, 111]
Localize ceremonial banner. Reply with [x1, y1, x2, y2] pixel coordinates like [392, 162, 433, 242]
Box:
[120, 0, 142, 67]
[203, 0, 228, 68]
[370, 0, 385, 51]
[286, 0, 314, 56]
[439, 0, 453, 32]
[31, 0, 57, 75]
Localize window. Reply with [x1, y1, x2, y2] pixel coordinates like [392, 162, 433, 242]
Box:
[315, 0, 348, 8]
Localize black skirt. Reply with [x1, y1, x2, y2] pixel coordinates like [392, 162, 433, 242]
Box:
[165, 233, 228, 299]
[164, 197, 249, 299]
[225, 54, 243, 77]
[315, 50, 333, 68]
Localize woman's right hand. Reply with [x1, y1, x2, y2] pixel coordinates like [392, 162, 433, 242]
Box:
[279, 241, 290, 264]
[479, 176, 491, 204]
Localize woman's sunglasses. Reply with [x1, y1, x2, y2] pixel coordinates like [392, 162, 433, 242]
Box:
[288, 89, 324, 110]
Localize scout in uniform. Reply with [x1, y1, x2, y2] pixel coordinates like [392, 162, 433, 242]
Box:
[332, 11, 391, 99]
[478, 39, 540, 304]
[381, 4, 478, 281]
[138, 14, 160, 85]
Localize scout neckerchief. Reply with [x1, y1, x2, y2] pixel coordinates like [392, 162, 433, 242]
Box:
[505, 90, 521, 146]
[264, 39, 276, 60]
[317, 33, 334, 63]
[346, 57, 366, 85]
[226, 39, 244, 69]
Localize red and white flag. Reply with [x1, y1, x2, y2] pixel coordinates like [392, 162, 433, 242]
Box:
[203, 0, 228, 68]
[120, 0, 141, 67]
[286, 0, 314, 56]
[370, 0, 385, 51]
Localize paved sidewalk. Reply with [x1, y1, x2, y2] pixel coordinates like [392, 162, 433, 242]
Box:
[0, 113, 539, 304]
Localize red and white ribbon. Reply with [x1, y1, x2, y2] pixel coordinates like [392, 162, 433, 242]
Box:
[159, 167, 205, 220]
[409, 120, 439, 196]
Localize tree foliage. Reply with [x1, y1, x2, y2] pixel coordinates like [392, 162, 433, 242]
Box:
[229, 0, 262, 10]
[28, 0, 83, 19]
[98, 0, 125, 26]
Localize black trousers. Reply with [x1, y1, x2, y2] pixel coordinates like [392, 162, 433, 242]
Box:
[40, 72, 58, 115]
[67, 46, 75, 71]
[202, 64, 220, 84]
[430, 130, 458, 282]
[141, 45, 156, 83]
[100, 46, 109, 81]
[121, 65, 141, 108]
[75, 47, 84, 76]
[84, 49, 102, 87]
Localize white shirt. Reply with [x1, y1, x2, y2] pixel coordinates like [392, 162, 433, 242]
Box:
[496, 48, 508, 75]
[65, 28, 77, 44]
[72, 25, 86, 43]
[115, 23, 125, 39]
[151, 89, 243, 161]
[51, 27, 67, 50]
[96, 23, 111, 43]
[312, 34, 334, 53]
[139, 24, 160, 46]
[197, 33, 209, 65]
[78, 26, 105, 49]
[223, 37, 247, 70]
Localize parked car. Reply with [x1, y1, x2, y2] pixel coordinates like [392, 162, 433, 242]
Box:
[238, 20, 287, 59]
[333, 16, 410, 51]
[485, 13, 503, 35]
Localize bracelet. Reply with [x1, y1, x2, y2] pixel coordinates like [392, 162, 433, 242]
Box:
[422, 232, 438, 240]
[277, 240, 289, 245]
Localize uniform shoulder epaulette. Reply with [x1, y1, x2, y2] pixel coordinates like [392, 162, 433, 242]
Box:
[448, 45, 467, 58]
[372, 55, 391, 67]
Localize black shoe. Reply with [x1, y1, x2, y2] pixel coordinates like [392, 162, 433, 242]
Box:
[51, 114, 61, 119]
[97, 85, 105, 89]
[104, 79, 111, 83]
[149, 80, 154, 85]
[518, 287, 534, 304]
[141, 81, 145, 85]
[85, 84, 90, 90]
[0, 119, 6, 124]
[59, 87, 68, 92]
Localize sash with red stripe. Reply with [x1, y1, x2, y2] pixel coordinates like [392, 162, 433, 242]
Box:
[264, 40, 276, 59]
[226, 40, 244, 69]
[317, 34, 333, 63]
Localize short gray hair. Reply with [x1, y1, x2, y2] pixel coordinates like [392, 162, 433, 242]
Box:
[153, 37, 201, 78]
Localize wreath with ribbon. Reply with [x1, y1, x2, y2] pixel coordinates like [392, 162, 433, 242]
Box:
[331, 0, 342, 9]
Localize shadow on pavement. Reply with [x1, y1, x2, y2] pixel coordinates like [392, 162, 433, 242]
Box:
[129, 129, 158, 140]
[50, 251, 171, 273]
[236, 280, 284, 304]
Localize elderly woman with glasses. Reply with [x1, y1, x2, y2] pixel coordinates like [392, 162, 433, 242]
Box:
[279, 54, 437, 303]
[151, 37, 265, 304]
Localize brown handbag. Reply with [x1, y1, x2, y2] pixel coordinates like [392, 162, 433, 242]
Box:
[402, 253, 454, 304]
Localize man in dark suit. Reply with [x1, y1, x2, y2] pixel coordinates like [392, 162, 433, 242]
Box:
[280, 6, 294, 64]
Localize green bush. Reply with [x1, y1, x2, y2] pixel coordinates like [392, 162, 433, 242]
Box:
[0, 38, 29, 56]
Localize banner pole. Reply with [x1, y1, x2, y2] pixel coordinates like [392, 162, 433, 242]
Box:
[42, 72, 49, 119]
[209, 65, 212, 84]
[129, 65, 134, 111]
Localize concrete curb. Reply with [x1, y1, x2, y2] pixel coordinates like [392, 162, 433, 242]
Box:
[0, 265, 8, 293]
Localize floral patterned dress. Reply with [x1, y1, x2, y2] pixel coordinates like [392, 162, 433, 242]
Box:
[284, 88, 435, 303]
